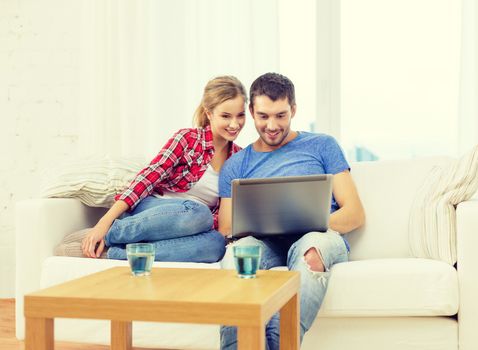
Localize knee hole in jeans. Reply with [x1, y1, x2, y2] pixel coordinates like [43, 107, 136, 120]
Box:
[303, 247, 325, 272]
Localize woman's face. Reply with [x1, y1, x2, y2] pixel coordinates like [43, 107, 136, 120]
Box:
[207, 95, 246, 143]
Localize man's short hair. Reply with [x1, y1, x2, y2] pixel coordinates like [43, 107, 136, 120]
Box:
[249, 73, 296, 109]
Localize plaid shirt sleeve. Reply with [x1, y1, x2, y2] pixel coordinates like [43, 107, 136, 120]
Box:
[116, 130, 189, 209]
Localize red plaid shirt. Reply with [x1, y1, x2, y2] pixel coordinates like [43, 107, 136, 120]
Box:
[116, 125, 242, 229]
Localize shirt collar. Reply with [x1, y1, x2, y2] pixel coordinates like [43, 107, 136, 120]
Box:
[203, 124, 237, 156]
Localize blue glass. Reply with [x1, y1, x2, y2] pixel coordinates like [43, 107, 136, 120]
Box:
[233, 245, 262, 279]
[126, 243, 155, 276]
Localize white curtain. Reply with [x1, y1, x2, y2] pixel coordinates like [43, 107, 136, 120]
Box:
[79, 0, 149, 157]
[315, 0, 340, 140]
[79, 0, 280, 159]
[458, 0, 478, 155]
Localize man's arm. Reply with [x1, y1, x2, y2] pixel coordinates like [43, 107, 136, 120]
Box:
[329, 170, 365, 234]
[218, 197, 232, 237]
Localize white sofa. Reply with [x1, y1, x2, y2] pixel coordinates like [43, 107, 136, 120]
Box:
[15, 157, 478, 350]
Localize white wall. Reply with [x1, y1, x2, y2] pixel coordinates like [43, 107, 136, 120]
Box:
[0, 0, 82, 297]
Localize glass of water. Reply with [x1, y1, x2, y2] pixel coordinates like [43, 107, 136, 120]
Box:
[233, 245, 262, 279]
[126, 243, 155, 276]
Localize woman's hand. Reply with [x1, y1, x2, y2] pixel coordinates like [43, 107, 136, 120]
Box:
[81, 224, 109, 258]
[81, 200, 129, 258]
[81, 200, 130, 258]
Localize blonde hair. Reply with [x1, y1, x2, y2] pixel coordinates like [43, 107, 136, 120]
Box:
[193, 76, 247, 128]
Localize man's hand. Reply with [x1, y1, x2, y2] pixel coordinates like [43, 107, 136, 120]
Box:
[218, 198, 232, 237]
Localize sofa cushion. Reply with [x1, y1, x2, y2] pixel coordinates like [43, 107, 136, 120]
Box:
[303, 316, 457, 350]
[42, 256, 458, 319]
[409, 145, 478, 265]
[347, 157, 452, 260]
[319, 258, 459, 317]
[40, 156, 147, 208]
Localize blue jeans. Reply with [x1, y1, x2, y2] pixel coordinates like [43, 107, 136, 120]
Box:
[220, 231, 349, 350]
[105, 196, 226, 263]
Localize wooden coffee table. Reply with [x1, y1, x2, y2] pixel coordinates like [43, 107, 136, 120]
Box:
[24, 267, 300, 350]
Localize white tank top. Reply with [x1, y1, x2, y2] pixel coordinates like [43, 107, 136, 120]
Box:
[154, 165, 219, 208]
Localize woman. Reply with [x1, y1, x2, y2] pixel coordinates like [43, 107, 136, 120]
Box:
[81, 76, 247, 262]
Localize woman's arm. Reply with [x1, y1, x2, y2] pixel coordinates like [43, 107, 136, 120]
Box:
[81, 200, 129, 258]
[82, 130, 196, 258]
[116, 130, 189, 209]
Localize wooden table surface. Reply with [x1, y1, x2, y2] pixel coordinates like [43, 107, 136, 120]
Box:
[25, 267, 300, 350]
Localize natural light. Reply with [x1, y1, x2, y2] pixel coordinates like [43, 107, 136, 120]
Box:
[340, 0, 462, 161]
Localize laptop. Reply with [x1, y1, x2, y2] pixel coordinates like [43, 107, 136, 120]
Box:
[231, 174, 333, 238]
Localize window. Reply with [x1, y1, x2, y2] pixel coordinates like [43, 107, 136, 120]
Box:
[340, 0, 462, 161]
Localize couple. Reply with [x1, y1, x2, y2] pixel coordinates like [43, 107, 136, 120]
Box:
[82, 73, 365, 350]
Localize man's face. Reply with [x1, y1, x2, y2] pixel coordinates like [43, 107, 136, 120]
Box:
[250, 95, 296, 151]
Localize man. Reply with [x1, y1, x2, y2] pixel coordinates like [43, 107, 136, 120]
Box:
[218, 73, 365, 350]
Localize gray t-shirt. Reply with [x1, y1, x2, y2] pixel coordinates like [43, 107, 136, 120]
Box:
[218, 132, 350, 213]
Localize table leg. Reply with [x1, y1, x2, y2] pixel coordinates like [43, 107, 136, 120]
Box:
[25, 317, 54, 350]
[111, 320, 132, 350]
[238, 325, 265, 350]
[280, 292, 300, 350]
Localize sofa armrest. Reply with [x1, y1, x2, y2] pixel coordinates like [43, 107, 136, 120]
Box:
[456, 199, 478, 350]
[15, 198, 106, 339]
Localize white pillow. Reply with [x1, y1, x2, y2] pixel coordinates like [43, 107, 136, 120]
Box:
[40, 156, 148, 207]
[409, 145, 478, 265]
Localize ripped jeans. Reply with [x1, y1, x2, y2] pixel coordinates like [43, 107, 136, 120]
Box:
[220, 230, 349, 350]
